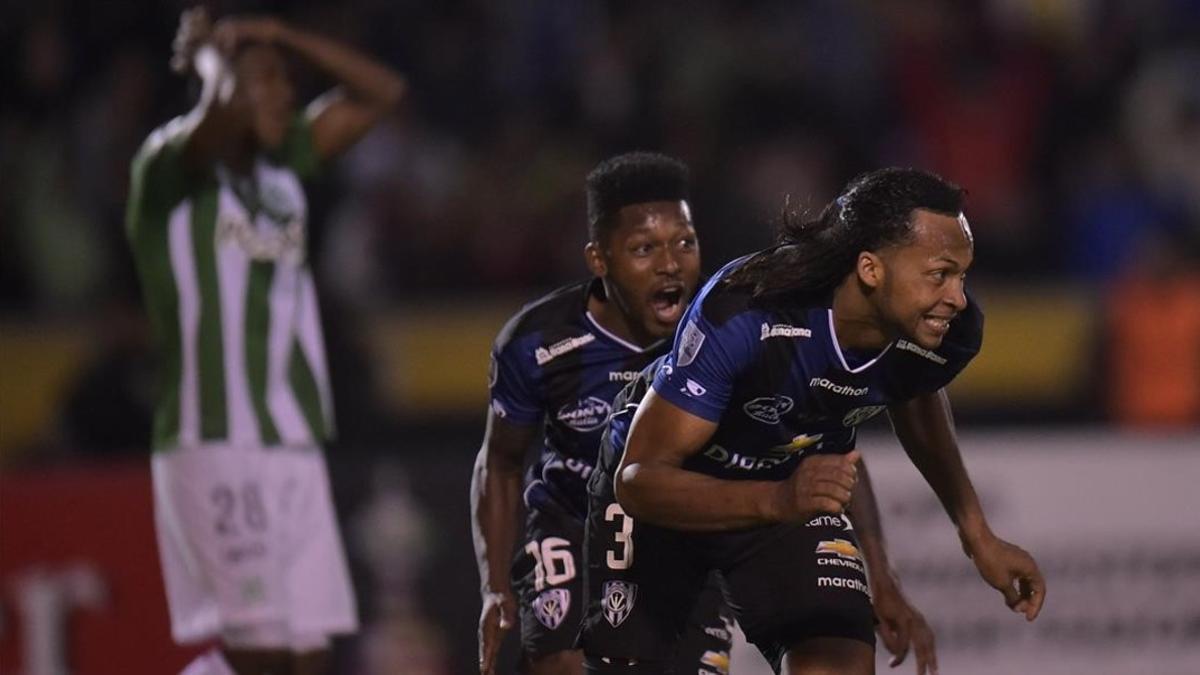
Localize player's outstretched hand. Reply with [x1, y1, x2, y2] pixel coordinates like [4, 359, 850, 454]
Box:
[478, 589, 516, 674]
[968, 534, 1045, 621]
[773, 450, 860, 522]
[873, 578, 938, 675]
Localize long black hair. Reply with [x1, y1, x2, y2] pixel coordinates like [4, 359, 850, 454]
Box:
[723, 167, 965, 305]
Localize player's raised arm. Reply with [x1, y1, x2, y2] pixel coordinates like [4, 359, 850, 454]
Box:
[615, 390, 860, 531]
[209, 16, 406, 161]
[470, 410, 537, 674]
[167, 8, 241, 171]
[888, 389, 1046, 621]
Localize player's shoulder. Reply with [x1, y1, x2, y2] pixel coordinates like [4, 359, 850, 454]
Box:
[692, 256, 761, 327]
[494, 280, 591, 351]
[133, 115, 193, 169]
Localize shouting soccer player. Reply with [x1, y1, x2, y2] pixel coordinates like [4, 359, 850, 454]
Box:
[126, 8, 404, 675]
[578, 168, 1045, 675]
[472, 155, 937, 675]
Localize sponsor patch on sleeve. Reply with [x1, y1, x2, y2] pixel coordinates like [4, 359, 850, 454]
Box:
[677, 320, 706, 367]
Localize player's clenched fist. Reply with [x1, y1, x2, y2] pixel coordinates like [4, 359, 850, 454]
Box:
[770, 450, 861, 522]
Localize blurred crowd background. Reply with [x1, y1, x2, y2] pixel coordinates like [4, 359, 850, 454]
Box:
[2, 1, 1198, 673]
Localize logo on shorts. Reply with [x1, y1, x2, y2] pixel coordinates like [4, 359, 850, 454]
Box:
[556, 397, 612, 432]
[743, 396, 794, 424]
[532, 588, 571, 630]
[602, 580, 638, 628]
[677, 321, 706, 367]
[815, 538, 861, 560]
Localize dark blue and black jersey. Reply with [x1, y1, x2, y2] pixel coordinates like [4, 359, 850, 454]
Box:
[490, 279, 670, 519]
[598, 256, 983, 481]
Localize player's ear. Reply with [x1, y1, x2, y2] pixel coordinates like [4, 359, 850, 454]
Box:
[585, 241, 607, 278]
[856, 251, 884, 289]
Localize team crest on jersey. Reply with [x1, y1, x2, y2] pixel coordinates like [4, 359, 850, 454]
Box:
[677, 320, 706, 367]
[743, 396, 794, 425]
[556, 397, 612, 432]
[603, 580, 638, 627]
[842, 405, 886, 427]
[532, 588, 571, 630]
[215, 167, 307, 264]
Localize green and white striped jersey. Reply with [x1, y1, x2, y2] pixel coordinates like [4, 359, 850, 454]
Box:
[126, 114, 335, 451]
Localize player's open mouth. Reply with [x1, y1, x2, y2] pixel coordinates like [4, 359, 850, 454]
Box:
[650, 285, 685, 323]
[923, 314, 952, 335]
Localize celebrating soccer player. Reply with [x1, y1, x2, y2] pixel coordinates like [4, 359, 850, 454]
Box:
[578, 168, 1045, 675]
[472, 155, 938, 674]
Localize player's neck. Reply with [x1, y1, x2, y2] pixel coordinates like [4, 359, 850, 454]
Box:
[587, 292, 656, 349]
[830, 280, 892, 351]
[217, 135, 258, 175]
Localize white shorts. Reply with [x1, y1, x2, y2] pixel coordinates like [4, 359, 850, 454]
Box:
[152, 444, 358, 645]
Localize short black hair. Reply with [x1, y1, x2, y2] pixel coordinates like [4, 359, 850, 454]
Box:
[585, 152, 690, 242]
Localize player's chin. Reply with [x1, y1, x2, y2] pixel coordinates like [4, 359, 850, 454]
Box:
[646, 300, 685, 332]
[909, 322, 947, 350]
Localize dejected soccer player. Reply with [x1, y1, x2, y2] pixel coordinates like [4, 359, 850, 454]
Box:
[126, 7, 404, 675]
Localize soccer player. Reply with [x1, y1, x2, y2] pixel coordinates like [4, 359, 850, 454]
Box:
[578, 168, 1046, 675]
[125, 8, 404, 675]
[472, 155, 935, 675]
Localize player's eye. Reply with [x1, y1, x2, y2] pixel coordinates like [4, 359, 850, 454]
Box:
[678, 237, 697, 251]
[630, 243, 653, 256]
[929, 269, 948, 283]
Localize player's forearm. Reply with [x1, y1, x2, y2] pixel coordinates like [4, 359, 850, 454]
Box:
[616, 462, 779, 531]
[470, 448, 523, 595]
[889, 389, 992, 551]
[276, 24, 405, 109]
[845, 458, 895, 582]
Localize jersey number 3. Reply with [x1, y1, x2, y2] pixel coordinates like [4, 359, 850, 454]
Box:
[605, 503, 634, 570]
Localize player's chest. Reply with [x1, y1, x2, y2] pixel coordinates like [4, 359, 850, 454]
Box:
[211, 162, 308, 265]
[540, 345, 662, 435]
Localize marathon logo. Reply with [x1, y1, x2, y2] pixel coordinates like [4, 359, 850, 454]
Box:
[815, 538, 862, 560]
[896, 339, 948, 365]
[760, 323, 812, 340]
[810, 377, 869, 397]
[608, 370, 640, 382]
[817, 576, 871, 597]
[535, 334, 596, 365]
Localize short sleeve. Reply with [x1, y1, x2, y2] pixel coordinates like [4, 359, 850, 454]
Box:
[272, 114, 321, 179]
[127, 118, 195, 233]
[489, 334, 544, 426]
[652, 292, 761, 422]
